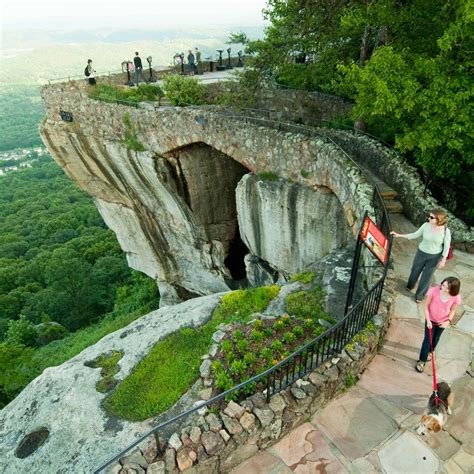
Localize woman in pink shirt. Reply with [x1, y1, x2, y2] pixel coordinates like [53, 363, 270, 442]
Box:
[416, 277, 461, 373]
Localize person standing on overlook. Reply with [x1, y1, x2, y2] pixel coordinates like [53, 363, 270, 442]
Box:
[84, 59, 96, 85]
[391, 208, 451, 303]
[194, 47, 201, 74]
[187, 50, 195, 76]
[134, 52, 143, 86]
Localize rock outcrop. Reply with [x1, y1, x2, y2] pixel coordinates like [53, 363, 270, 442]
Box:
[237, 174, 348, 275]
[0, 294, 223, 474]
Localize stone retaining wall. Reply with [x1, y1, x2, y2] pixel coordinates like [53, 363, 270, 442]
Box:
[109, 279, 394, 473]
[252, 88, 353, 123]
[323, 130, 474, 251]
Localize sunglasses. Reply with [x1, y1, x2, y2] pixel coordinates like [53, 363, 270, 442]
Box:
[428, 215, 436, 220]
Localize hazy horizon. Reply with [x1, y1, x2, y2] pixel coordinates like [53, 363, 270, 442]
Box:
[2, 0, 268, 30]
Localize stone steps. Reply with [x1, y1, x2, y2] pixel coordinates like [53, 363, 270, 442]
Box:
[363, 168, 404, 214]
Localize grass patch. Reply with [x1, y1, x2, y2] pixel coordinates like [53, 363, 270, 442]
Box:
[344, 373, 357, 388]
[289, 271, 316, 284]
[257, 172, 279, 181]
[85, 351, 123, 393]
[105, 326, 214, 420]
[88, 83, 163, 106]
[213, 285, 280, 324]
[285, 286, 334, 324]
[122, 112, 145, 151]
[105, 285, 280, 421]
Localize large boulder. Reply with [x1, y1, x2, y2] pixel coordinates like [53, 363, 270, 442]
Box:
[0, 294, 223, 474]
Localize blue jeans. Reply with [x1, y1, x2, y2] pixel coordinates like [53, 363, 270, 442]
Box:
[407, 249, 441, 300]
[419, 322, 445, 362]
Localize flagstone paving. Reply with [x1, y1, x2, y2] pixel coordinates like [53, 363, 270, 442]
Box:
[233, 212, 473, 473]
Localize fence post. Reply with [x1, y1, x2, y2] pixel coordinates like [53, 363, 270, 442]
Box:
[266, 375, 271, 403]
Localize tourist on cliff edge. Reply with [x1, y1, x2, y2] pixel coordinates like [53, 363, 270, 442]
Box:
[187, 50, 195, 76]
[84, 59, 96, 85]
[134, 52, 143, 86]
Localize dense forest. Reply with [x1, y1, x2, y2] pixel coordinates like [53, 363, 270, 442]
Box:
[239, 0, 473, 224]
[0, 156, 159, 407]
[0, 84, 44, 151]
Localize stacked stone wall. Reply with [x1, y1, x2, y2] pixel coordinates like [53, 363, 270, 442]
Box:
[322, 130, 474, 251]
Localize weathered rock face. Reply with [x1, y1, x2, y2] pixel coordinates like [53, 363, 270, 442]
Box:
[237, 174, 349, 275]
[40, 80, 375, 303]
[0, 294, 223, 474]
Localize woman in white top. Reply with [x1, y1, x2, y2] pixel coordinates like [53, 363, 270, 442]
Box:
[391, 208, 451, 303]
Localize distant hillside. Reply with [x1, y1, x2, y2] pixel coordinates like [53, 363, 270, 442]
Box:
[0, 26, 263, 85]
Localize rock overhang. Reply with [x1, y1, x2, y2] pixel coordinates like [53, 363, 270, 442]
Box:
[40, 80, 375, 304]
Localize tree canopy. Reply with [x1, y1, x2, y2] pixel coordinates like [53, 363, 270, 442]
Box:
[246, 0, 473, 223]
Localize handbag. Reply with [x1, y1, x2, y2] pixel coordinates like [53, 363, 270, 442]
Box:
[443, 227, 454, 260]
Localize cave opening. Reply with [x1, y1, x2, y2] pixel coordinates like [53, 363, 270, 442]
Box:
[224, 231, 249, 283]
[163, 142, 251, 287]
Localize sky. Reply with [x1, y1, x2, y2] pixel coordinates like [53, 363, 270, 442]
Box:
[1, 0, 268, 30]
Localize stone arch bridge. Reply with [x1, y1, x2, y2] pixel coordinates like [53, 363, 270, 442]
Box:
[40, 81, 374, 305]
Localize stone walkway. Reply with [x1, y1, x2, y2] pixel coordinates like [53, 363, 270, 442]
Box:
[232, 213, 473, 473]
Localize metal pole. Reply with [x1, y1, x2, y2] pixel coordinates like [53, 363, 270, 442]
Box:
[344, 211, 367, 315]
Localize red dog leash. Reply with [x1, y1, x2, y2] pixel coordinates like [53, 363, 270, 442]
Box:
[429, 326, 440, 407]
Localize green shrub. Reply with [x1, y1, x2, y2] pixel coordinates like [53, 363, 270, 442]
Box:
[286, 286, 334, 325]
[211, 360, 224, 373]
[221, 340, 233, 352]
[252, 319, 263, 329]
[270, 340, 284, 353]
[257, 172, 279, 181]
[263, 327, 274, 337]
[243, 352, 257, 365]
[215, 371, 234, 391]
[226, 351, 236, 364]
[236, 339, 248, 353]
[85, 350, 123, 393]
[122, 112, 145, 151]
[230, 360, 247, 376]
[283, 331, 297, 344]
[260, 347, 273, 362]
[162, 74, 205, 106]
[35, 322, 68, 346]
[345, 373, 357, 388]
[88, 83, 163, 106]
[250, 330, 264, 343]
[300, 169, 310, 178]
[6, 316, 37, 347]
[292, 325, 304, 338]
[232, 329, 245, 341]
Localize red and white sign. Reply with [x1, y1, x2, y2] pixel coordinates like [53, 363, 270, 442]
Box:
[360, 215, 389, 264]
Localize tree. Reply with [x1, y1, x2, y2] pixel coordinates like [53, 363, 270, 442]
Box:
[6, 315, 37, 346]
